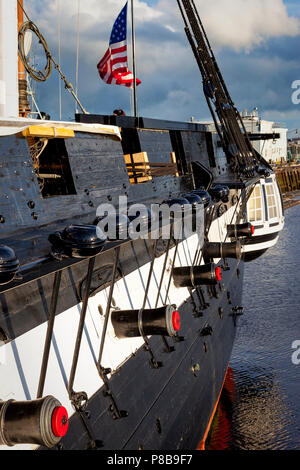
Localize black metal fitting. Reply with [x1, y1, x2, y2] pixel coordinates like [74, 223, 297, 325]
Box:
[0, 246, 20, 285]
[200, 325, 213, 337]
[49, 225, 107, 258]
[256, 166, 271, 178]
[94, 214, 130, 241]
[70, 391, 88, 412]
[191, 189, 212, 207]
[209, 185, 230, 203]
[27, 201, 35, 209]
[182, 193, 203, 207]
[173, 334, 185, 343]
[128, 207, 155, 236]
[162, 197, 193, 219]
[230, 306, 244, 317]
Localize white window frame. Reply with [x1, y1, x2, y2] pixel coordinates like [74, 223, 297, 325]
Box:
[265, 183, 279, 222]
[248, 185, 264, 224]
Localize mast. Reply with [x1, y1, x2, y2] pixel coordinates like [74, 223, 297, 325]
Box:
[0, 0, 19, 117]
[18, 0, 30, 117]
[17, 0, 25, 84]
[131, 0, 137, 117]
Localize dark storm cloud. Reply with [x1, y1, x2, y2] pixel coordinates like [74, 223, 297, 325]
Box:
[217, 38, 300, 126]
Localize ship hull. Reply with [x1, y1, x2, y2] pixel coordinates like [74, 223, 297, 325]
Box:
[0, 115, 258, 451]
[44, 257, 243, 451]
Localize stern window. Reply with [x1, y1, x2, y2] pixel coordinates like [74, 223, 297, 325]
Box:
[248, 185, 263, 222]
[265, 184, 278, 220]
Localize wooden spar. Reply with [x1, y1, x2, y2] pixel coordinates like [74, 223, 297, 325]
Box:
[17, 0, 25, 81]
[17, 0, 30, 117]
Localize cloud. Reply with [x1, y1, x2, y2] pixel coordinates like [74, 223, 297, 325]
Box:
[23, 0, 300, 129]
[139, 0, 300, 51]
[193, 0, 300, 51]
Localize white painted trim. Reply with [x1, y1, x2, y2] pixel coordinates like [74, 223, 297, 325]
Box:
[242, 237, 279, 253]
[0, 0, 18, 118]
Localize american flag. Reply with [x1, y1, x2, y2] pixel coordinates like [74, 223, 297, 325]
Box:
[97, 2, 141, 88]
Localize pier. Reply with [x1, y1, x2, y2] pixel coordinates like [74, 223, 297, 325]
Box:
[275, 165, 300, 209]
[275, 165, 300, 193]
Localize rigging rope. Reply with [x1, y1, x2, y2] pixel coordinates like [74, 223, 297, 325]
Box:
[57, 0, 62, 120]
[17, 0, 88, 115]
[75, 0, 81, 115]
[26, 75, 43, 119]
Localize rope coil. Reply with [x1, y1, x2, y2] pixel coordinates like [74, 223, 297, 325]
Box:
[17, 0, 88, 114]
[18, 21, 52, 82]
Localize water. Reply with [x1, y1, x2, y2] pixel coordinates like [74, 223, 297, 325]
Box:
[207, 204, 300, 450]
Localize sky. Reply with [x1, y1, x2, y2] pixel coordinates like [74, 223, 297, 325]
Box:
[24, 0, 300, 133]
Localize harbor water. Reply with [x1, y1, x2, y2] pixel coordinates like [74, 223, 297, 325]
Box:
[207, 203, 300, 450]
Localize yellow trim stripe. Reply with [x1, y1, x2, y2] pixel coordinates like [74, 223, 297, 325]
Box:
[22, 126, 75, 139]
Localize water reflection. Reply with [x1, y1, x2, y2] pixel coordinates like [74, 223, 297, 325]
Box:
[207, 206, 300, 450]
[207, 367, 293, 450]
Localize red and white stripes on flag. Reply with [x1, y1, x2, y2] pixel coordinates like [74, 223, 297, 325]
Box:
[97, 40, 141, 88]
[97, 3, 141, 88]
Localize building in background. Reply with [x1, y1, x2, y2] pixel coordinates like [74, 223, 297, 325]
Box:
[241, 108, 288, 164]
[191, 108, 288, 164]
[287, 139, 300, 162]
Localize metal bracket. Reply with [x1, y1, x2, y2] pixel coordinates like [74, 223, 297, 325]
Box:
[139, 308, 163, 369]
[196, 286, 209, 310]
[173, 334, 185, 343]
[189, 288, 203, 318]
[96, 248, 128, 420]
[79, 410, 104, 450]
[37, 270, 62, 399]
[139, 240, 164, 369]
[230, 306, 244, 327]
[70, 391, 88, 412]
[230, 306, 244, 316]
[156, 239, 176, 355]
[200, 324, 213, 337]
[98, 366, 128, 420]
[222, 259, 230, 272]
[66, 257, 104, 448]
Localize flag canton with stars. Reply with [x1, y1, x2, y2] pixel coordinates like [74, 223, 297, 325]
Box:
[109, 3, 128, 45]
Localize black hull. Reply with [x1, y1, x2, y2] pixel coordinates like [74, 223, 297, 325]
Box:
[0, 112, 259, 451]
[0, 0, 283, 449]
[43, 258, 243, 451]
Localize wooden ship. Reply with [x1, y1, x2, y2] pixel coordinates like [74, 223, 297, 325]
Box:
[0, 0, 284, 450]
